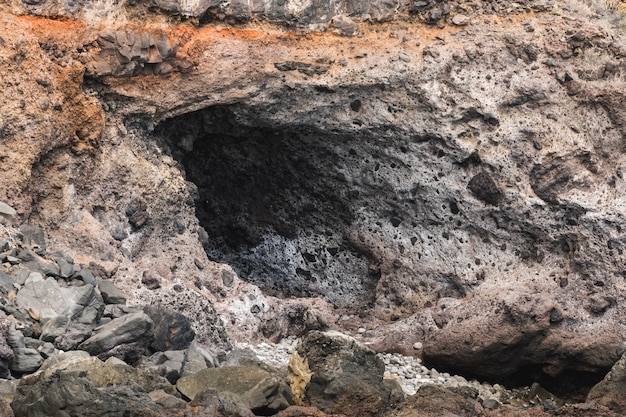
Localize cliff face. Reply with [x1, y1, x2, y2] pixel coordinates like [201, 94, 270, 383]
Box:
[1, 0, 626, 394]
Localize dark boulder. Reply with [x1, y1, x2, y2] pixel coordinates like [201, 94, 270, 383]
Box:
[144, 306, 195, 351]
[294, 330, 391, 417]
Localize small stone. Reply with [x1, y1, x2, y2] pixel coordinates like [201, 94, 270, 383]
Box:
[142, 270, 162, 290]
[482, 398, 500, 410]
[452, 14, 469, 26]
[358, 327, 366, 334]
[413, 342, 423, 350]
[399, 52, 411, 63]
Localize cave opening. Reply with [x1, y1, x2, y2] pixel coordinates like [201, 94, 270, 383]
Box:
[156, 105, 381, 309]
[422, 359, 609, 403]
[155, 104, 608, 401]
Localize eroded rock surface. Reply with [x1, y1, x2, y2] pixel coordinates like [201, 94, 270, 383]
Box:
[1, 0, 626, 403]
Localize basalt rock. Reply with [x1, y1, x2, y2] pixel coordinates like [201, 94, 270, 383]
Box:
[2, 0, 626, 400]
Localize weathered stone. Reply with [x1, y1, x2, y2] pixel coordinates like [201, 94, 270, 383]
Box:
[0, 378, 18, 405]
[0, 272, 15, 294]
[0, 202, 16, 225]
[0, 396, 13, 417]
[144, 306, 194, 351]
[181, 344, 210, 376]
[16, 275, 104, 325]
[12, 351, 173, 417]
[0, 319, 15, 379]
[468, 172, 502, 206]
[55, 257, 75, 278]
[73, 268, 98, 285]
[295, 331, 391, 417]
[98, 280, 127, 304]
[78, 311, 153, 355]
[588, 352, 626, 411]
[451, 14, 469, 26]
[189, 388, 255, 417]
[141, 350, 185, 383]
[17, 248, 59, 276]
[9, 347, 43, 373]
[177, 365, 292, 412]
[19, 224, 46, 253]
[142, 270, 162, 289]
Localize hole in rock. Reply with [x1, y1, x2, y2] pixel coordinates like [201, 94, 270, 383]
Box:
[423, 359, 608, 403]
[157, 105, 386, 309]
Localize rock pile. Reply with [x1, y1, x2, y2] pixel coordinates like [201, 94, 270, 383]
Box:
[87, 30, 193, 77]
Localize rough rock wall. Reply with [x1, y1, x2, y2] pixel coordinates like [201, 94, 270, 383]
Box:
[1, 0, 626, 393]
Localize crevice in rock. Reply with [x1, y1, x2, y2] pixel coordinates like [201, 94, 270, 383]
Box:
[422, 358, 609, 403]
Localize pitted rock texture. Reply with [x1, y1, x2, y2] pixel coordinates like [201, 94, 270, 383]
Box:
[1, 0, 626, 400]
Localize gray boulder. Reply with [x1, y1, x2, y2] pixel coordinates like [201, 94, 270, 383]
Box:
[19, 224, 46, 253]
[294, 330, 391, 417]
[177, 365, 292, 413]
[16, 274, 104, 325]
[0, 202, 16, 225]
[78, 311, 153, 355]
[9, 347, 43, 374]
[141, 350, 186, 383]
[12, 351, 174, 417]
[98, 280, 127, 304]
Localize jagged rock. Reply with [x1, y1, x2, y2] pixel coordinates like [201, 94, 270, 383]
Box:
[0, 272, 15, 295]
[144, 306, 194, 352]
[587, 352, 626, 411]
[0, 396, 13, 417]
[98, 280, 127, 304]
[294, 331, 391, 417]
[0, 319, 15, 379]
[15, 274, 104, 326]
[78, 311, 153, 355]
[182, 342, 218, 376]
[141, 350, 185, 383]
[188, 388, 255, 417]
[9, 347, 43, 373]
[0, 202, 16, 225]
[0, 379, 18, 404]
[17, 248, 59, 276]
[19, 224, 46, 253]
[274, 406, 345, 417]
[3, 0, 626, 397]
[177, 365, 293, 412]
[12, 351, 174, 417]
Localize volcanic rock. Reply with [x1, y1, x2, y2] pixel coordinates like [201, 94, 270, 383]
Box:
[176, 365, 293, 412]
[295, 331, 391, 417]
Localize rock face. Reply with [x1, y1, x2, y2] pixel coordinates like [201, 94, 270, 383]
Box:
[12, 351, 173, 417]
[295, 331, 391, 416]
[587, 352, 626, 411]
[1, 0, 626, 401]
[177, 365, 293, 413]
